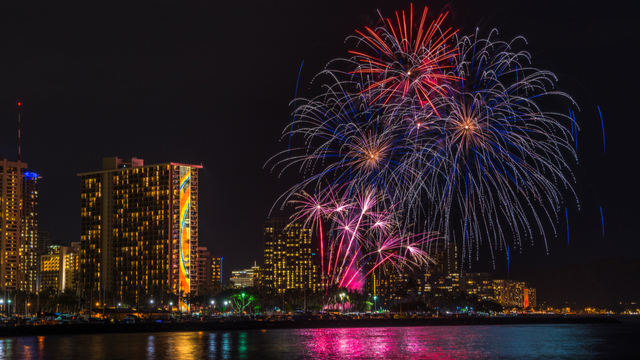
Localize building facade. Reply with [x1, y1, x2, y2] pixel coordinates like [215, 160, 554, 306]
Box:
[196, 247, 211, 289]
[493, 279, 536, 308]
[40, 244, 78, 293]
[525, 287, 537, 308]
[230, 262, 260, 288]
[263, 218, 321, 294]
[194, 247, 222, 293]
[462, 272, 494, 300]
[212, 257, 221, 289]
[425, 241, 460, 294]
[78, 157, 201, 311]
[0, 158, 40, 294]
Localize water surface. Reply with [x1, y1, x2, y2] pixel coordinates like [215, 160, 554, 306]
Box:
[0, 324, 638, 359]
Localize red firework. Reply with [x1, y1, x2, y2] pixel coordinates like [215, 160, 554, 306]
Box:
[350, 5, 462, 114]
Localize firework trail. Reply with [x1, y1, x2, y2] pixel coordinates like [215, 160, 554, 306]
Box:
[289, 188, 435, 290]
[598, 106, 605, 154]
[565, 207, 569, 245]
[600, 206, 605, 237]
[419, 30, 579, 266]
[268, 5, 579, 290]
[343, 4, 461, 114]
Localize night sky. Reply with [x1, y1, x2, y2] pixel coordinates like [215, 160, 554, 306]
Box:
[0, 0, 638, 282]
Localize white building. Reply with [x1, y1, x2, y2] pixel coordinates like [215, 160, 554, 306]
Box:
[230, 262, 260, 288]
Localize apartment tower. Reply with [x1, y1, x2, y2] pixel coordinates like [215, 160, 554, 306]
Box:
[78, 157, 201, 311]
[263, 218, 321, 294]
[0, 158, 40, 294]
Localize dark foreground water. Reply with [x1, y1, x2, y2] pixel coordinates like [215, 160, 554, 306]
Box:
[1, 323, 639, 359]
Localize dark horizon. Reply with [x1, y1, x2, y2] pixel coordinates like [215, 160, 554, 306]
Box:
[1, 0, 638, 283]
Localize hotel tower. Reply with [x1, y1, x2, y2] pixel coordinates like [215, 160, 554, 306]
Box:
[262, 218, 321, 294]
[78, 157, 201, 311]
[0, 158, 40, 294]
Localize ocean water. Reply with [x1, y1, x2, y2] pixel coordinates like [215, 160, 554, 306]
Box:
[0, 323, 638, 359]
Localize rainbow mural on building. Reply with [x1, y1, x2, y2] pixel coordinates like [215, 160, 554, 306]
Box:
[179, 166, 191, 312]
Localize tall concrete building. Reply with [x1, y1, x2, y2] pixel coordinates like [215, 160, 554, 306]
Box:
[525, 288, 536, 308]
[196, 247, 222, 289]
[462, 272, 494, 300]
[373, 271, 403, 309]
[196, 247, 212, 289]
[212, 257, 221, 289]
[493, 279, 535, 308]
[263, 218, 321, 294]
[78, 157, 201, 311]
[40, 244, 78, 293]
[0, 158, 40, 294]
[425, 241, 460, 293]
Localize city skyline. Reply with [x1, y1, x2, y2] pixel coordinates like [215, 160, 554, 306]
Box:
[0, 0, 637, 283]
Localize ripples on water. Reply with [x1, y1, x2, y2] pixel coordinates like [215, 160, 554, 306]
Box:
[0, 324, 638, 359]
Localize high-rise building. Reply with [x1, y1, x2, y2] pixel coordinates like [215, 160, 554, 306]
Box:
[493, 279, 535, 308]
[462, 272, 494, 300]
[373, 271, 402, 308]
[78, 157, 201, 311]
[525, 288, 537, 308]
[21, 171, 40, 294]
[40, 244, 78, 293]
[425, 241, 460, 293]
[0, 158, 40, 294]
[194, 247, 222, 293]
[263, 218, 321, 294]
[492, 279, 509, 304]
[212, 257, 221, 289]
[196, 247, 211, 289]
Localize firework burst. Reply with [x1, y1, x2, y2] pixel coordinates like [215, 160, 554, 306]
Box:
[268, 5, 579, 290]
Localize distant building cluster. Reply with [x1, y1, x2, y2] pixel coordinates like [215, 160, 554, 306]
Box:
[1, 156, 224, 313]
[1, 154, 536, 313]
[223, 221, 539, 310]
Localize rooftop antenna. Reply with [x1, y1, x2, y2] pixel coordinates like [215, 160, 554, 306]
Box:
[17, 102, 22, 162]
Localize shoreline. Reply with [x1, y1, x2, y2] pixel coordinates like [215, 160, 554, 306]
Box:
[0, 316, 620, 338]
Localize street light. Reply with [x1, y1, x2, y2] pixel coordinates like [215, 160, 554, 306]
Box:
[373, 296, 377, 313]
[340, 293, 345, 314]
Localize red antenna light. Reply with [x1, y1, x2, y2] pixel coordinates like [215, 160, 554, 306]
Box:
[17, 102, 21, 106]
